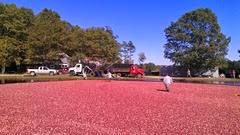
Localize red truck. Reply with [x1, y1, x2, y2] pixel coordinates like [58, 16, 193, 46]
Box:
[57, 64, 70, 74]
[103, 64, 144, 78]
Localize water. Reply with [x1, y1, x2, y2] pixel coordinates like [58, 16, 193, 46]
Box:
[144, 79, 240, 86]
[0, 79, 64, 84]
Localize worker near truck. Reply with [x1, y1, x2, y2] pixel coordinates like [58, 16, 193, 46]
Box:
[187, 69, 191, 77]
[107, 70, 112, 81]
[83, 71, 87, 80]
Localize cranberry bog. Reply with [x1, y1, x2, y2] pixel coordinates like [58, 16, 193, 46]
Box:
[0, 80, 239, 134]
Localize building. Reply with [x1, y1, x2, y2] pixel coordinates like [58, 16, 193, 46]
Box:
[160, 65, 219, 78]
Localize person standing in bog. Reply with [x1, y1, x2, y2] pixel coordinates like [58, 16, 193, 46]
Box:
[163, 73, 173, 92]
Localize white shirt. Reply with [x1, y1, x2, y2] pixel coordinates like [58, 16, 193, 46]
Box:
[83, 72, 87, 78]
[164, 75, 173, 84]
[107, 72, 112, 78]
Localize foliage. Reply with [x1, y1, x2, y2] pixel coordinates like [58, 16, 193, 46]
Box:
[65, 25, 86, 63]
[68, 26, 120, 63]
[84, 27, 120, 62]
[120, 41, 136, 64]
[164, 8, 231, 75]
[145, 62, 159, 71]
[27, 8, 71, 65]
[0, 2, 127, 73]
[0, 3, 34, 73]
[128, 41, 136, 63]
[219, 60, 240, 78]
[138, 52, 146, 64]
[120, 41, 128, 63]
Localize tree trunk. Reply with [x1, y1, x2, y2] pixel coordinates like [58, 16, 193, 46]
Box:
[1, 65, 5, 74]
[17, 64, 21, 73]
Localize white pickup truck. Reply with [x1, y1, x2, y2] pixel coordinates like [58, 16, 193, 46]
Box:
[27, 66, 58, 76]
[69, 64, 83, 76]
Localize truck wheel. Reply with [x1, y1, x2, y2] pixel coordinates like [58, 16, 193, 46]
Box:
[49, 72, 54, 76]
[70, 71, 75, 76]
[117, 73, 121, 77]
[137, 73, 142, 78]
[30, 71, 35, 76]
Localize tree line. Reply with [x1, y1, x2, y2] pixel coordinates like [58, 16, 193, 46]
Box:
[1, 3, 238, 77]
[0, 3, 136, 73]
[219, 50, 240, 78]
[164, 8, 233, 76]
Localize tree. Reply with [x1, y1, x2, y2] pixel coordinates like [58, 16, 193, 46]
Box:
[238, 50, 240, 57]
[66, 26, 121, 63]
[219, 59, 240, 78]
[0, 3, 34, 73]
[27, 8, 71, 65]
[144, 62, 159, 72]
[0, 3, 125, 72]
[128, 41, 136, 63]
[65, 25, 86, 63]
[15, 7, 34, 70]
[120, 41, 136, 64]
[84, 27, 120, 62]
[138, 52, 146, 64]
[164, 8, 231, 75]
[120, 41, 129, 63]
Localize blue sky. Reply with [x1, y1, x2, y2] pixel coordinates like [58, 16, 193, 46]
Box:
[2, 0, 240, 65]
